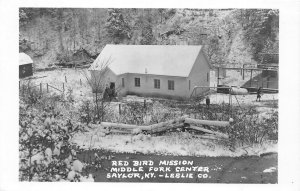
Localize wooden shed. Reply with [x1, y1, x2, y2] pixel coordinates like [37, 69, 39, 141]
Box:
[19, 53, 33, 78]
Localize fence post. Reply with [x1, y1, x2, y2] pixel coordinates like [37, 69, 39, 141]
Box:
[101, 101, 104, 122]
[250, 69, 253, 87]
[40, 83, 42, 95]
[217, 67, 220, 86]
[119, 104, 121, 115]
[260, 71, 263, 88]
[47, 83, 49, 93]
[242, 64, 245, 80]
[65, 76, 67, 83]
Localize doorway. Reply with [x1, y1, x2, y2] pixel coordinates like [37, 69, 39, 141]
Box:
[110, 82, 115, 89]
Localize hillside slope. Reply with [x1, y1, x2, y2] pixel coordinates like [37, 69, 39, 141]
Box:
[19, 8, 278, 69]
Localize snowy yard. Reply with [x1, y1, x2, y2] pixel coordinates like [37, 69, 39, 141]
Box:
[72, 129, 277, 157]
[21, 68, 278, 157]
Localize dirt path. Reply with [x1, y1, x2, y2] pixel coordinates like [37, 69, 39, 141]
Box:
[77, 150, 277, 183]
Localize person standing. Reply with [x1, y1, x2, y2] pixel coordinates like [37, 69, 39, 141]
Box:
[256, 87, 262, 102]
[103, 84, 109, 101]
[206, 96, 210, 109]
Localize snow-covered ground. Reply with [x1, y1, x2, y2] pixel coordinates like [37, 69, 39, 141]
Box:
[25, 69, 278, 157]
[72, 128, 277, 157]
[21, 68, 94, 103]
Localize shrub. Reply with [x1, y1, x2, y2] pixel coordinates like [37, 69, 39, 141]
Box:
[186, 100, 278, 148]
[19, 81, 42, 105]
[117, 101, 148, 125]
[223, 107, 278, 147]
[19, 83, 92, 182]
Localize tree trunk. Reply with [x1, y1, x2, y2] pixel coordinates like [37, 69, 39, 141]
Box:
[186, 125, 229, 139]
[185, 118, 230, 127]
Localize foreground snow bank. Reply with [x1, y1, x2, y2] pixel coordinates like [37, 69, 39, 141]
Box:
[72, 128, 277, 157]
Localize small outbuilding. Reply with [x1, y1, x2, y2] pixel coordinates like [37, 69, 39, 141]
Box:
[19, 53, 33, 78]
[89, 45, 211, 100]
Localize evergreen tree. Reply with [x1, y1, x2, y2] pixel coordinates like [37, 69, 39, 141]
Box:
[140, 15, 155, 45]
[105, 9, 132, 43]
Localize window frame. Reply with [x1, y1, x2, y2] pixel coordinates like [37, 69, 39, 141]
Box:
[168, 80, 175, 90]
[154, 79, 160, 89]
[134, 77, 140, 87]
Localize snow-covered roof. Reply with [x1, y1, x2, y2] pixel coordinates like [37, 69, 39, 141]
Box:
[90, 45, 204, 77]
[19, 53, 33, 66]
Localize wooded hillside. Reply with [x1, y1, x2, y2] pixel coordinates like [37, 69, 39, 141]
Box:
[19, 8, 279, 69]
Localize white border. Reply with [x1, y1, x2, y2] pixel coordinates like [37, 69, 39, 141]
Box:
[1, 0, 300, 191]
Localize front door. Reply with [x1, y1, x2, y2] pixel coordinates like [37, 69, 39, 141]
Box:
[110, 82, 115, 89]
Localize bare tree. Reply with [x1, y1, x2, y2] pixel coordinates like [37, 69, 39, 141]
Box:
[82, 56, 113, 121]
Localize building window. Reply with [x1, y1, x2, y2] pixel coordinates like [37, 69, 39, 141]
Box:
[168, 80, 174, 90]
[134, 77, 140, 87]
[154, 79, 160, 89]
[207, 72, 209, 82]
[122, 78, 125, 87]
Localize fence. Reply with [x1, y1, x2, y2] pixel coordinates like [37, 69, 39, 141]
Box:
[100, 116, 233, 141]
[215, 66, 278, 90]
[19, 82, 65, 97]
[19, 74, 85, 96]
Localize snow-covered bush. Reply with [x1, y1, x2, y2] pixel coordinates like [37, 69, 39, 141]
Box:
[19, 85, 94, 182]
[229, 108, 278, 146]
[78, 99, 112, 124]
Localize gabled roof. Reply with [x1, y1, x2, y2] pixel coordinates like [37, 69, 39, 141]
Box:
[19, 53, 33, 66]
[90, 45, 205, 77]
